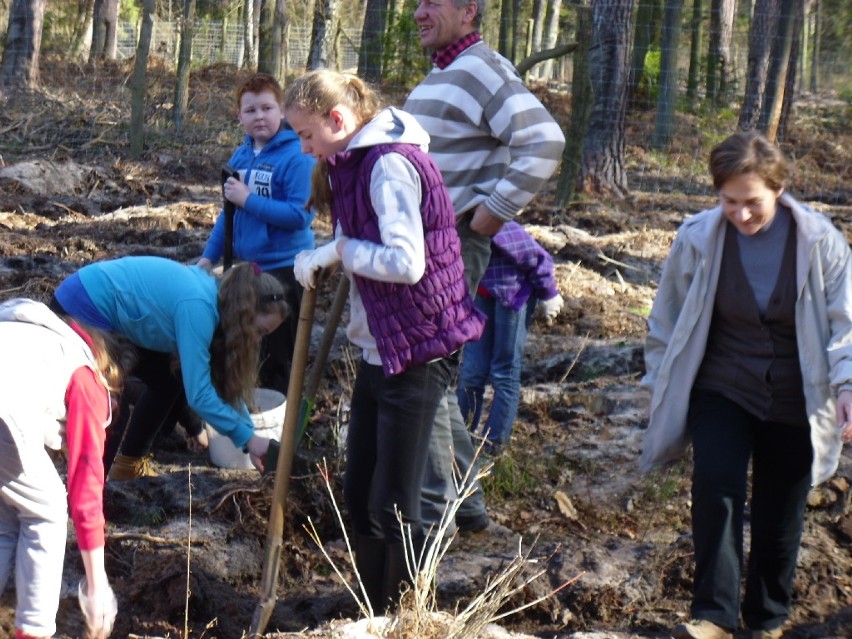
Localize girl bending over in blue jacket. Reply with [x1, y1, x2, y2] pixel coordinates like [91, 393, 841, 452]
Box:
[52, 257, 287, 478]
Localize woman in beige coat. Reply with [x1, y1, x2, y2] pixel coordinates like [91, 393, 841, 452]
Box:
[642, 131, 852, 639]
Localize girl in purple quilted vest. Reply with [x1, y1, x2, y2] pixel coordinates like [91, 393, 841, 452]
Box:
[284, 69, 485, 613]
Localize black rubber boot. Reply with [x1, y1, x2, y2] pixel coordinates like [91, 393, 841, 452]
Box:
[353, 533, 385, 612]
[382, 542, 414, 612]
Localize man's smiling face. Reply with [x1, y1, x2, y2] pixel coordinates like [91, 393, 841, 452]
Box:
[413, 0, 478, 52]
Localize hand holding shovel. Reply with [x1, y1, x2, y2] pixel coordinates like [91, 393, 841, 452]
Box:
[221, 165, 240, 271]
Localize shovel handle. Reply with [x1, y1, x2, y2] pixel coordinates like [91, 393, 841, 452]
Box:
[221, 165, 239, 271]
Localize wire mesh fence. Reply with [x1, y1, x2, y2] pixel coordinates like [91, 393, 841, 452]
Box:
[114, 20, 363, 73]
[1, 5, 849, 211]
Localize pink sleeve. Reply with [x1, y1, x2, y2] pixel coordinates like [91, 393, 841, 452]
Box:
[64, 366, 110, 551]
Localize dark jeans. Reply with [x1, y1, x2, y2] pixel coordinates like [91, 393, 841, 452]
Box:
[259, 265, 302, 395]
[106, 348, 184, 467]
[688, 390, 813, 631]
[344, 357, 454, 545]
[49, 294, 191, 468]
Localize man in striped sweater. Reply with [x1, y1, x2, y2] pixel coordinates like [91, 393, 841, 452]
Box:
[405, 0, 565, 536]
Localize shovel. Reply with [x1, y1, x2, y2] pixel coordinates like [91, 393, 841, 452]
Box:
[262, 273, 348, 474]
[249, 277, 318, 637]
[295, 273, 350, 444]
[221, 164, 239, 270]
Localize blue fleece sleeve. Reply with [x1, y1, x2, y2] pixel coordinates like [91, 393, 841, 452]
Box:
[202, 210, 226, 263]
[172, 301, 253, 447]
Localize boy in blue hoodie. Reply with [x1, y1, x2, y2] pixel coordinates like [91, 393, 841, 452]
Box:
[199, 73, 316, 394]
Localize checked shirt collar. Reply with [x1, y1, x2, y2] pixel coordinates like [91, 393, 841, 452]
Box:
[432, 32, 482, 69]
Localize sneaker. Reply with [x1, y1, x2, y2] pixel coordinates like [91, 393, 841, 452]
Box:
[751, 629, 783, 639]
[671, 619, 734, 639]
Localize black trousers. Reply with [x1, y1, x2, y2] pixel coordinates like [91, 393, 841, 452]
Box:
[258, 265, 302, 395]
[688, 390, 813, 631]
[106, 348, 184, 466]
[344, 357, 454, 545]
[48, 294, 184, 468]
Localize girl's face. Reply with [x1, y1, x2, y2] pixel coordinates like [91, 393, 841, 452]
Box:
[254, 311, 284, 340]
[720, 172, 783, 236]
[285, 105, 356, 162]
[238, 90, 283, 146]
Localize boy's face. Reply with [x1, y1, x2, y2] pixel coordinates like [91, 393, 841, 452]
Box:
[238, 90, 283, 146]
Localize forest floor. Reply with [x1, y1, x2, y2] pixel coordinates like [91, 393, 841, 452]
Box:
[0, 60, 851, 639]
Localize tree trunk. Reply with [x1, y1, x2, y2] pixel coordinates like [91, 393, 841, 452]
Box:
[244, 0, 257, 69]
[173, 0, 196, 133]
[628, 0, 661, 108]
[540, 0, 563, 82]
[70, 0, 95, 58]
[775, 0, 803, 141]
[706, 0, 734, 104]
[512, 0, 525, 63]
[651, 0, 683, 148]
[808, 0, 818, 92]
[555, 2, 593, 206]
[685, 0, 701, 104]
[130, 0, 156, 158]
[308, 0, 339, 69]
[499, 0, 513, 59]
[0, 0, 46, 92]
[757, 0, 796, 139]
[358, 0, 389, 83]
[90, 0, 119, 61]
[273, 0, 287, 78]
[530, 0, 546, 79]
[258, 0, 278, 76]
[738, 0, 782, 130]
[579, 0, 634, 199]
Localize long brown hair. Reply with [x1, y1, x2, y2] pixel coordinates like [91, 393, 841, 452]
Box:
[283, 69, 383, 218]
[69, 321, 136, 395]
[210, 263, 288, 407]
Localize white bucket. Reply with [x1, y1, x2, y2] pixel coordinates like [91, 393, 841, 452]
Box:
[206, 388, 286, 469]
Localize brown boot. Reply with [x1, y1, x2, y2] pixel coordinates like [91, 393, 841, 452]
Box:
[108, 454, 159, 481]
[672, 619, 734, 639]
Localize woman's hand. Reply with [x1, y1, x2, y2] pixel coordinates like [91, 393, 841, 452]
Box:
[187, 429, 209, 453]
[245, 434, 271, 472]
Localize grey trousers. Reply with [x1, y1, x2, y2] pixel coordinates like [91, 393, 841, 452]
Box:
[420, 212, 493, 531]
[0, 417, 68, 638]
